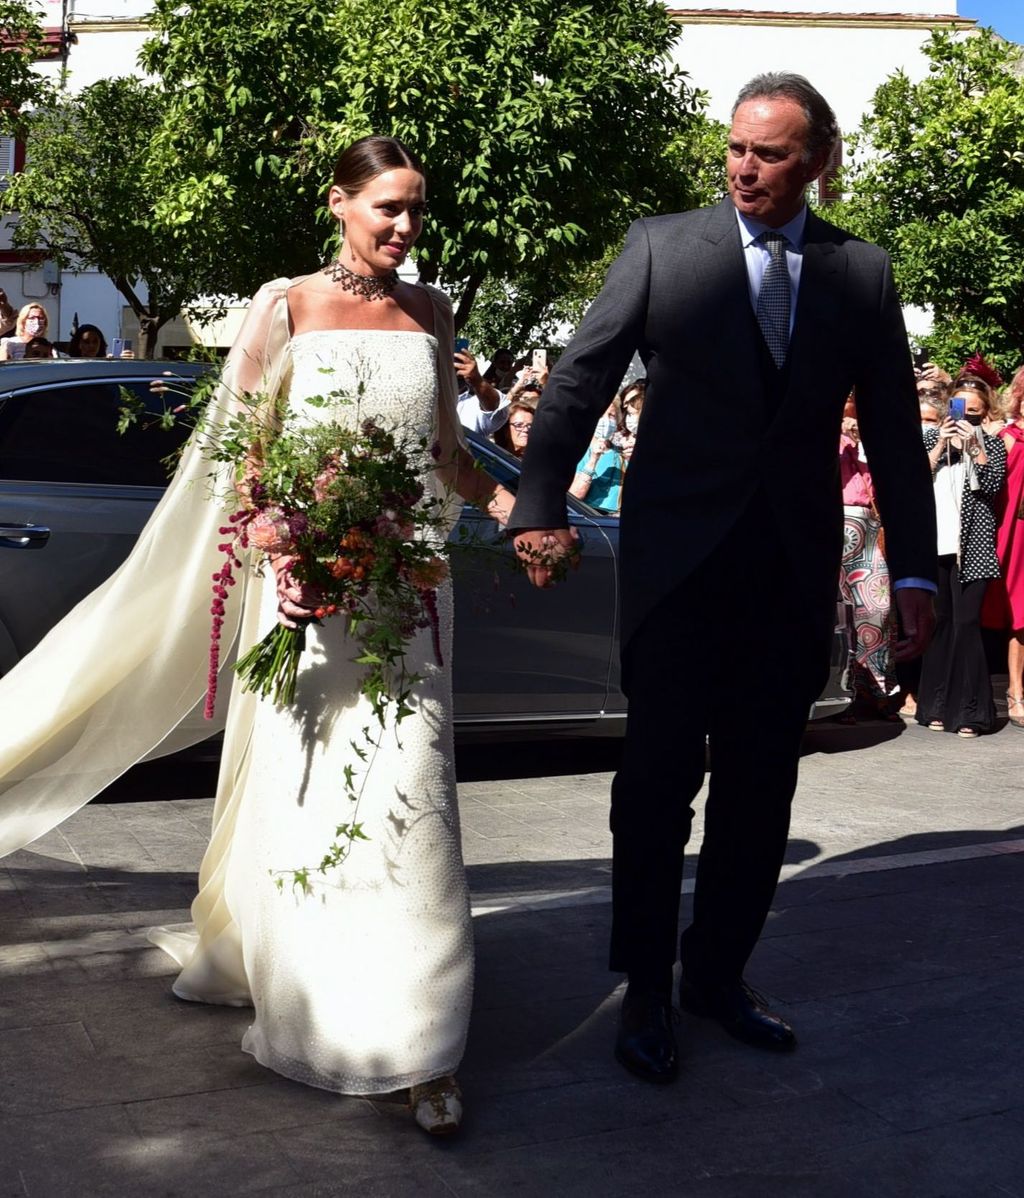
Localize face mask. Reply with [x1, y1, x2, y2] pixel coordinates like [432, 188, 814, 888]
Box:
[965, 413, 984, 426]
[25, 317, 43, 336]
[596, 416, 617, 441]
[625, 412, 640, 434]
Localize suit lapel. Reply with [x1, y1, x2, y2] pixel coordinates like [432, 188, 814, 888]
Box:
[788, 213, 843, 385]
[695, 199, 770, 422]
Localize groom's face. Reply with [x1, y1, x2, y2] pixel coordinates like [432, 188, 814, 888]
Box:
[727, 97, 826, 228]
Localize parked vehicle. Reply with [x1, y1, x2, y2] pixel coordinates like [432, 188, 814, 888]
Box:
[0, 359, 850, 733]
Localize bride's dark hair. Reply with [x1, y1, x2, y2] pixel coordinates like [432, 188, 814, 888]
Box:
[332, 136, 425, 194]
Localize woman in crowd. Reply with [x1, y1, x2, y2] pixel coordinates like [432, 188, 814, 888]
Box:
[0, 289, 17, 339]
[493, 397, 535, 458]
[615, 378, 645, 462]
[982, 366, 1024, 729]
[23, 337, 55, 359]
[570, 396, 626, 514]
[0, 135, 518, 1136]
[69, 323, 108, 358]
[0, 302, 53, 360]
[917, 381, 1007, 736]
[837, 397, 898, 719]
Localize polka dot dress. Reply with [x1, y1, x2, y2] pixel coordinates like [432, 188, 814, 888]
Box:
[923, 425, 1007, 580]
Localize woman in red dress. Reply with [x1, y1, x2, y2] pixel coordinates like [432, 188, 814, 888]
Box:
[984, 367, 1024, 729]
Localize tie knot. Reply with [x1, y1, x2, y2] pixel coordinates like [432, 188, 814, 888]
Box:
[759, 231, 788, 257]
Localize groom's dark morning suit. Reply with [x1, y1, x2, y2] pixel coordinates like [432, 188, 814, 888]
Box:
[510, 196, 937, 1003]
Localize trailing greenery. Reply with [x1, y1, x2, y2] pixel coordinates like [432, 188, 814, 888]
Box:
[141, 0, 713, 328]
[833, 29, 1024, 377]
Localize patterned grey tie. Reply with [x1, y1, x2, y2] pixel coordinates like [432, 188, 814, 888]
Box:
[756, 231, 791, 368]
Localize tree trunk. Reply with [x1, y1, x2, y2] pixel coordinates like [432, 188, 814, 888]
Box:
[453, 273, 485, 333]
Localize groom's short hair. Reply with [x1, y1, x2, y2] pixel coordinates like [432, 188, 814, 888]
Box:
[732, 73, 840, 165]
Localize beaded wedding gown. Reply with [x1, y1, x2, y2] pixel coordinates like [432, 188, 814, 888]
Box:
[0, 282, 474, 1095]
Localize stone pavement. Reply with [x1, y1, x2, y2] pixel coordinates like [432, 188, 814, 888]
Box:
[1, 716, 1022, 1197]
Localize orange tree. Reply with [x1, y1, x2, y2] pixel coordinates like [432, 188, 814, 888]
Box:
[142, 0, 712, 328]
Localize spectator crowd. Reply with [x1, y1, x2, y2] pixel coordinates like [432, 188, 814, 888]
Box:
[455, 339, 1024, 740]
[839, 352, 1024, 738]
[454, 342, 644, 518]
[0, 292, 131, 362]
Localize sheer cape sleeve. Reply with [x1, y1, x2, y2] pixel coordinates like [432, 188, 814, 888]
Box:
[422, 284, 469, 529]
[0, 279, 293, 857]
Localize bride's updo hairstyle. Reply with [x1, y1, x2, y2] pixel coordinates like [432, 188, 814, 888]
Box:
[332, 135, 426, 195]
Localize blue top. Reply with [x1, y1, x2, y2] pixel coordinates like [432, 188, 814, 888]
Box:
[576, 447, 624, 514]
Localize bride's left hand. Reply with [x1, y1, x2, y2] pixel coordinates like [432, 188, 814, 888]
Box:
[270, 555, 324, 628]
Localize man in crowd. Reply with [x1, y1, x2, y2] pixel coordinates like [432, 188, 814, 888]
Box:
[455, 346, 512, 436]
[508, 73, 937, 1082]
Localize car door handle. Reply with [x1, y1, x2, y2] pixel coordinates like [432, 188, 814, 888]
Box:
[0, 523, 51, 549]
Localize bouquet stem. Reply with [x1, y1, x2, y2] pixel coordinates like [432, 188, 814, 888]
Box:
[234, 622, 308, 706]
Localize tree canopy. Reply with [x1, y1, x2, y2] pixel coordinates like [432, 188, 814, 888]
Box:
[0, 77, 212, 356]
[141, 0, 713, 329]
[834, 29, 1024, 377]
[0, 0, 51, 127]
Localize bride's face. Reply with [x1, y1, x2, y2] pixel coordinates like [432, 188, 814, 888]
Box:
[328, 168, 427, 277]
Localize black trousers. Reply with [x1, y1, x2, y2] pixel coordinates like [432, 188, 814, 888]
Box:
[916, 555, 996, 733]
[609, 506, 832, 993]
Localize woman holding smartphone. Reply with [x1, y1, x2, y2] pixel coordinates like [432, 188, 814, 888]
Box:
[916, 384, 1006, 736]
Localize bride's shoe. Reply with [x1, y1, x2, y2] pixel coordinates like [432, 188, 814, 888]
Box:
[409, 1075, 463, 1136]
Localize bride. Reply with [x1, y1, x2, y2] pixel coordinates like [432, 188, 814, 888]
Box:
[0, 136, 516, 1135]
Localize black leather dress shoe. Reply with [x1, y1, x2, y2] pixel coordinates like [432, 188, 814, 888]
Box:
[678, 978, 796, 1052]
[614, 987, 679, 1083]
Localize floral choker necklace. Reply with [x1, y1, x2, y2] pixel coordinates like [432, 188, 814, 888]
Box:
[323, 257, 399, 300]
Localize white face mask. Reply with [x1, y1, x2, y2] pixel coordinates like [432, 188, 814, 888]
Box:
[25, 317, 43, 336]
[625, 412, 640, 434]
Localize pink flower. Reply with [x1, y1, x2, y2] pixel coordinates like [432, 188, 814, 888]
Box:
[374, 509, 415, 540]
[313, 452, 346, 501]
[248, 506, 294, 553]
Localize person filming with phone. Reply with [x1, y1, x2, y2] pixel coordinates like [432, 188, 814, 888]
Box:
[916, 383, 1006, 737]
[454, 340, 511, 435]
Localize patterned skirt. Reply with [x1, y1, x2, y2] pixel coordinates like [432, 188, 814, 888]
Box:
[839, 505, 897, 699]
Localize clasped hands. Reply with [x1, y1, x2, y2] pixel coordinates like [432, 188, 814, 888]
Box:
[512, 528, 582, 588]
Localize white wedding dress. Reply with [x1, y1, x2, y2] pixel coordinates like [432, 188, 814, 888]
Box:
[0, 282, 474, 1095]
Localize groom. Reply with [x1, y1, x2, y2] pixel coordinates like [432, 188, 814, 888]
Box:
[508, 73, 937, 1081]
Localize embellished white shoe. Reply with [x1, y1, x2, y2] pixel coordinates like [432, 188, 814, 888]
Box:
[409, 1075, 463, 1136]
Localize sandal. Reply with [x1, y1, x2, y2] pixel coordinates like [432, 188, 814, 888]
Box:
[1007, 692, 1024, 731]
[409, 1075, 463, 1136]
[927, 720, 945, 732]
[957, 727, 979, 739]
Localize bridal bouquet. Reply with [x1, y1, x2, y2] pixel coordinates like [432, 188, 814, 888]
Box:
[203, 390, 452, 723]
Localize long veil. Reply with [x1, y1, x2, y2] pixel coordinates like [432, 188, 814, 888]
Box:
[0, 279, 465, 870]
[0, 280, 294, 858]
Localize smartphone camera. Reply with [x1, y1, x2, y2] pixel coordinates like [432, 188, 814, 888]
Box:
[948, 396, 966, 422]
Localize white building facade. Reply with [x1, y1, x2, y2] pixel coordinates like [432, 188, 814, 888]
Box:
[2, 0, 976, 352]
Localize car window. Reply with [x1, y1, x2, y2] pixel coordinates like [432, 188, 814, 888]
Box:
[0, 378, 193, 486]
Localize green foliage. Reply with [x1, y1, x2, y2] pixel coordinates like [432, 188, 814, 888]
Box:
[462, 112, 728, 350]
[835, 29, 1024, 377]
[0, 77, 213, 356]
[141, 0, 709, 324]
[0, 0, 52, 130]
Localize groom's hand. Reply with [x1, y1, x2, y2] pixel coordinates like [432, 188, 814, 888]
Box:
[894, 587, 935, 661]
[513, 528, 580, 588]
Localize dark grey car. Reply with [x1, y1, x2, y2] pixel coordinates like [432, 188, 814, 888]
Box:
[0, 360, 849, 732]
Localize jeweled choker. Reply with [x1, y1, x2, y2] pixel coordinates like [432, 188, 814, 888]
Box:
[323, 258, 399, 300]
